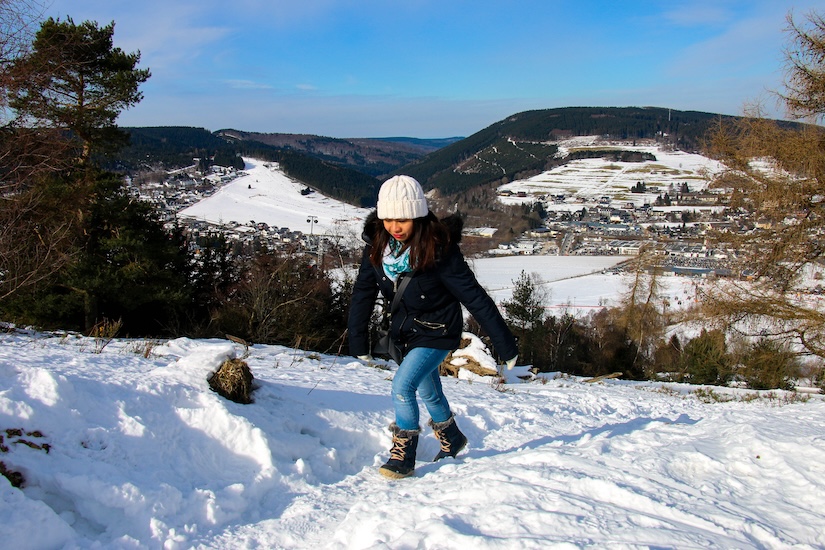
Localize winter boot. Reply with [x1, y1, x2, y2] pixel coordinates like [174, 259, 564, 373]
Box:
[379, 423, 419, 479]
[429, 414, 467, 461]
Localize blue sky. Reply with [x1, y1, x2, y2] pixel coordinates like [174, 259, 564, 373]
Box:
[45, 0, 823, 138]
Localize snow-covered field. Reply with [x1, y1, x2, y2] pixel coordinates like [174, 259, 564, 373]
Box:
[498, 137, 727, 209]
[179, 158, 372, 241]
[2, 332, 824, 549]
[470, 255, 701, 315]
[474, 255, 630, 310]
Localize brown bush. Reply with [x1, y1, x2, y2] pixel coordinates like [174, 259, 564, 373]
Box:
[208, 358, 254, 404]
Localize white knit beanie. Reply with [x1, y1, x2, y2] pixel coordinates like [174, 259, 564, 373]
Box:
[376, 175, 429, 219]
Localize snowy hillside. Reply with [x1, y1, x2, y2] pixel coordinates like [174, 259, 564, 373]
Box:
[179, 158, 372, 241]
[1, 331, 824, 549]
[498, 137, 726, 209]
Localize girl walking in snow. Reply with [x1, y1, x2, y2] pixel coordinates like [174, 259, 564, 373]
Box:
[348, 175, 518, 479]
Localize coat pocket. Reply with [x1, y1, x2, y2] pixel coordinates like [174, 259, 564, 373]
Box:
[414, 318, 447, 332]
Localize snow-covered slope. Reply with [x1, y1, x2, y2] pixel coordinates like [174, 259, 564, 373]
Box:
[498, 137, 726, 208]
[1, 332, 823, 548]
[179, 158, 372, 239]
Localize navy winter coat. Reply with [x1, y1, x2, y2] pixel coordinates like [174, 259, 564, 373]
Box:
[348, 212, 518, 362]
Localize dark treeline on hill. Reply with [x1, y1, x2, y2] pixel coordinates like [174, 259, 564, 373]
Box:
[107, 127, 380, 207]
[105, 107, 800, 208]
[100, 126, 238, 171]
[375, 136, 464, 150]
[396, 106, 737, 196]
[275, 149, 379, 207]
[215, 129, 460, 178]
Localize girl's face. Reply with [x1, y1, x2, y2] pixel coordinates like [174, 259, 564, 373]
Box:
[383, 218, 414, 242]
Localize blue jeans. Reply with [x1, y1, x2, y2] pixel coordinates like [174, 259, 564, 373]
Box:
[392, 347, 452, 431]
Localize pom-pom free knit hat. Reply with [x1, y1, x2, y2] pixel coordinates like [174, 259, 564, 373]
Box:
[377, 175, 429, 220]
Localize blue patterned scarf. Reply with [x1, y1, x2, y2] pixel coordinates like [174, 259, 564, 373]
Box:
[382, 239, 411, 281]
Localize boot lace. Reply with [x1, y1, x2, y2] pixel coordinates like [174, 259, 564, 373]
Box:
[435, 429, 451, 454]
[389, 434, 409, 461]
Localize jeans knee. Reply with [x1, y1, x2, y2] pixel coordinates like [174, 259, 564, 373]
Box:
[418, 386, 437, 403]
[392, 376, 415, 397]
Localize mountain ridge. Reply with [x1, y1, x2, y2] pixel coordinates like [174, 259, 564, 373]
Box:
[393, 106, 737, 195]
[214, 129, 463, 177]
[111, 106, 800, 208]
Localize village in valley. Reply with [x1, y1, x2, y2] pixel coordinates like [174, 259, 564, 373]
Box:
[127, 137, 790, 285]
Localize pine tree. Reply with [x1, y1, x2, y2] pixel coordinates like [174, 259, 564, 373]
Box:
[67, 171, 192, 333]
[680, 329, 731, 385]
[502, 270, 547, 366]
[738, 337, 798, 390]
[0, 16, 196, 335]
[0, 2, 79, 301]
[7, 17, 150, 163]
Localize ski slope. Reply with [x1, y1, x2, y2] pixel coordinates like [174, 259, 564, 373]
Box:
[179, 158, 372, 240]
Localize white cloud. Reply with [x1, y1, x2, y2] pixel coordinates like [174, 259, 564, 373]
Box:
[226, 79, 274, 90]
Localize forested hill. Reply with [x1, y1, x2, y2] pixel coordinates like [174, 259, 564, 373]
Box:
[396, 106, 735, 195]
[215, 130, 462, 177]
[107, 107, 786, 206]
[106, 126, 382, 207]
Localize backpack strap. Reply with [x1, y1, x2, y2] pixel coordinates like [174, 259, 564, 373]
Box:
[389, 273, 412, 315]
[374, 266, 412, 317]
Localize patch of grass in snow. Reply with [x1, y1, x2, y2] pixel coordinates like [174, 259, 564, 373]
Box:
[490, 376, 514, 393]
[1, 428, 52, 488]
[641, 384, 815, 406]
[125, 339, 162, 358]
[88, 318, 123, 354]
[692, 387, 811, 405]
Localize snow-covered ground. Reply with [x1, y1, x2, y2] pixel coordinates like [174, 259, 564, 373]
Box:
[179, 158, 372, 241]
[498, 137, 727, 208]
[3, 153, 823, 548]
[2, 331, 824, 549]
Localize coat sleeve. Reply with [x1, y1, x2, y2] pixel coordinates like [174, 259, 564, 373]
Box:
[436, 245, 519, 361]
[347, 246, 380, 357]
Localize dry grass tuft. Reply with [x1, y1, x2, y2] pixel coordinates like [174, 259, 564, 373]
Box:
[208, 358, 255, 404]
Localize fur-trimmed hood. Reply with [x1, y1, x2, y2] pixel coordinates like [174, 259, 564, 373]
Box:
[348, 209, 518, 362]
[361, 210, 464, 245]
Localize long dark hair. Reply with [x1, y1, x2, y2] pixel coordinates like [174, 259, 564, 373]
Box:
[369, 211, 451, 271]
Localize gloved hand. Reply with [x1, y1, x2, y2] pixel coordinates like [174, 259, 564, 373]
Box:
[505, 355, 518, 370]
[357, 354, 373, 362]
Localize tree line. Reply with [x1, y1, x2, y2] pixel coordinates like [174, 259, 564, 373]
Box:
[496, 268, 814, 391]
